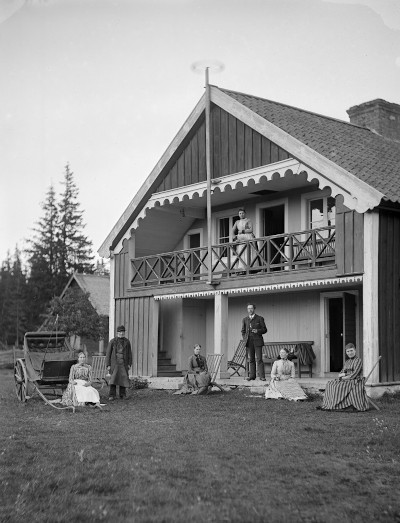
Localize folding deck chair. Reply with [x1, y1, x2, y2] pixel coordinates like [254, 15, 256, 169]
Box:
[227, 340, 247, 377]
[206, 353, 224, 392]
[91, 355, 108, 388]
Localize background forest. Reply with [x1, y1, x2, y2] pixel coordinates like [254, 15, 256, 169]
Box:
[0, 164, 103, 347]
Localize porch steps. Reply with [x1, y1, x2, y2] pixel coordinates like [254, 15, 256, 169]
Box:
[157, 351, 182, 377]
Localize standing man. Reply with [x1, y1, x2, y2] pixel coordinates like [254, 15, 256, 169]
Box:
[106, 325, 132, 400]
[241, 304, 267, 381]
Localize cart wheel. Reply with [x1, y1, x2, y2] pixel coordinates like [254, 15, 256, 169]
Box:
[14, 359, 28, 402]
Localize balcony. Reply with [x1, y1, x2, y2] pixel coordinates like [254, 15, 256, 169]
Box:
[130, 226, 336, 288]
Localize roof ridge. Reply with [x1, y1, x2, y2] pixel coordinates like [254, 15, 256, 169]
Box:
[216, 85, 374, 132]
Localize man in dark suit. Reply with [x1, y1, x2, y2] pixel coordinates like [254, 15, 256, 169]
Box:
[106, 325, 132, 400]
[241, 303, 267, 381]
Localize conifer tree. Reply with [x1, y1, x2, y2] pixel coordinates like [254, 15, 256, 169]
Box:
[57, 164, 94, 289]
[0, 248, 28, 345]
[26, 184, 60, 318]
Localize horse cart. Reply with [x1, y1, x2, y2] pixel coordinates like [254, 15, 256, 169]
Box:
[14, 331, 77, 412]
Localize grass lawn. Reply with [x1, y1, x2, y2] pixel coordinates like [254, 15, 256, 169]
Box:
[1, 369, 400, 523]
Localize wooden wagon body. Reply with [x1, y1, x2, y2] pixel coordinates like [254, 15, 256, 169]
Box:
[14, 331, 77, 411]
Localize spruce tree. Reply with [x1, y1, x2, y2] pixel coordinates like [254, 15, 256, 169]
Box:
[57, 164, 94, 290]
[26, 184, 60, 322]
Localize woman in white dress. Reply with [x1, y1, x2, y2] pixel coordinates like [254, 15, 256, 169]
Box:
[232, 208, 259, 272]
[265, 348, 308, 401]
[62, 352, 102, 408]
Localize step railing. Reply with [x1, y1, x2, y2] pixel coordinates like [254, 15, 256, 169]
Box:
[130, 226, 336, 287]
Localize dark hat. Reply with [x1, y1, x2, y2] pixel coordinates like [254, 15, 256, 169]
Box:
[117, 325, 126, 332]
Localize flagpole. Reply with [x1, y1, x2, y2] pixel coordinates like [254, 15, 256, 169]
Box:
[205, 67, 213, 284]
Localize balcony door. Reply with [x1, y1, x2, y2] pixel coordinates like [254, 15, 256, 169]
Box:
[184, 229, 203, 279]
[262, 204, 285, 268]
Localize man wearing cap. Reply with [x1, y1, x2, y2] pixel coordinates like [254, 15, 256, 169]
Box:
[105, 325, 132, 400]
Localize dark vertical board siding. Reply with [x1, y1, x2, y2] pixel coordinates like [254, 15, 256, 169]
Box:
[271, 142, 279, 163]
[379, 211, 400, 382]
[143, 297, 149, 375]
[252, 130, 261, 167]
[138, 298, 144, 374]
[198, 121, 206, 182]
[212, 106, 221, 178]
[184, 148, 191, 186]
[154, 108, 291, 192]
[244, 125, 253, 170]
[149, 299, 158, 376]
[228, 114, 237, 174]
[220, 110, 229, 176]
[335, 209, 345, 274]
[278, 147, 289, 161]
[163, 170, 171, 191]
[133, 299, 140, 376]
[236, 119, 245, 172]
[392, 215, 400, 382]
[191, 132, 199, 184]
[353, 212, 364, 273]
[344, 212, 354, 274]
[261, 137, 271, 165]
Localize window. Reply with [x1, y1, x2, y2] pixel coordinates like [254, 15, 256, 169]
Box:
[217, 215, 239, 244]
[308, 196, 336, 229]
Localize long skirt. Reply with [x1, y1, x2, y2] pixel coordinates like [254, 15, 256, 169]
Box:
[322, 377, 369, 411]
[174, 371, 211, 395]
[62, 379, 100, 407]
[265, 377, 308, 401]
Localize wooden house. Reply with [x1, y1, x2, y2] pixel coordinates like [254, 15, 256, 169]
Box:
[99, 88, 400, 386]
[58, 272, 110, 358]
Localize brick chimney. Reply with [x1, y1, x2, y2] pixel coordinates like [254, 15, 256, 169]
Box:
[347, 99, 400, 142]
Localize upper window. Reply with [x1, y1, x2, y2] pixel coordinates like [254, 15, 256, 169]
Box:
[217, 215, 239, 244]
[308, 196, 336, 229]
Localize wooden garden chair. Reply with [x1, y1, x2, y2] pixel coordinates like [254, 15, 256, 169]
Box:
[206, 353, 224, 392]
[227, 340, 247, 377]
[91, 355, 108, 388]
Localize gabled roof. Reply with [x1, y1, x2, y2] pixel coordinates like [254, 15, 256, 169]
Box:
[99, 85, 400, 257]
[219, 87, 400, 203]
[61, 273, 110, 316]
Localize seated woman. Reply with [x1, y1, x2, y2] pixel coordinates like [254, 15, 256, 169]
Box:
[264, 348, 308, 401]
[62, 351, 102, 408]
[318, 343, 369, 411]
[176, 344, 211, 395]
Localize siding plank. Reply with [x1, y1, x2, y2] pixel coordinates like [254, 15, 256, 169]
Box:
[344, 212, 354, 274]
[236, 119, 245, 172]
[221, 110, 229, 176]
[228, 114, 237, 174]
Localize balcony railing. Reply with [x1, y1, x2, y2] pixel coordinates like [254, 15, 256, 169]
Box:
[130, 226, 336, 287]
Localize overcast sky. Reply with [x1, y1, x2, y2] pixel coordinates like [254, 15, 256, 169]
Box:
[1, 0, 399, 263]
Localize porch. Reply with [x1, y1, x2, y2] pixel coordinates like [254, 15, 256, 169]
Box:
[130, 226, 336, 288]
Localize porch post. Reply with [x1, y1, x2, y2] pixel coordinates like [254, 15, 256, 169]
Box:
[108, 253, 115, 342]
[214, 293, 229, 378]
[363, 211, 380, 383]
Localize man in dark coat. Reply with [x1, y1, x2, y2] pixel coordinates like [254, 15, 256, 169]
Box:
[241, 303, 267, 381]
[106, 325, 132, 400]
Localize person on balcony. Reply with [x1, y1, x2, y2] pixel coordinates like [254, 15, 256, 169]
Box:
[232, 208, 258, 273]
[264, 348, 308, 401]
[241, 303, 267, 381]
[232, 208, 255, 241]
[106, 325, 132, 401]
[176, 344, 211, 395]
[317, 343, 369, 411]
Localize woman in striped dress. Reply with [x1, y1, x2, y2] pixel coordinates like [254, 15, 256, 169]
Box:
[264, 348, 308, 401]
[319, 344, 369, 411]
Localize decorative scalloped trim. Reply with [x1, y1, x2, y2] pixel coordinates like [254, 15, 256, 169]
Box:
[153, 275, 363, 300]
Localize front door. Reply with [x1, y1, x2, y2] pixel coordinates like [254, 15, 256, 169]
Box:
[327, 293, 358, 372]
